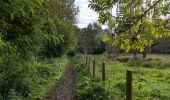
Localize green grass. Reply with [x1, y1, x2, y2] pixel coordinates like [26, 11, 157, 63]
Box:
[87, 54, 170, 100]
[72, 54, 111, 100]
[4, 56, 68, 100]
[0, 56, 69, 100]
[30, 56, 68, 99]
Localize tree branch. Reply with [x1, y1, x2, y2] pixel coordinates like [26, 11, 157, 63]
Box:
[154, 18, 170, 27]
[119, 0, 162, 33]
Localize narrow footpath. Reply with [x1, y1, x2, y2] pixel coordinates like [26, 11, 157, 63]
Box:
[45, 63, 76, 100]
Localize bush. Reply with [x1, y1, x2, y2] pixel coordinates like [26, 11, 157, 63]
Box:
[73, 54, 111, 100]
[6, 89, 24, 100]
[76, 81, 109, 100]
[37, 66, 54, 78]
[0, 56, 67, 99]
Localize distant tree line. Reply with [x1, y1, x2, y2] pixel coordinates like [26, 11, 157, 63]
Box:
[76, 23, 170, 56]
[76, 22, 105, 55]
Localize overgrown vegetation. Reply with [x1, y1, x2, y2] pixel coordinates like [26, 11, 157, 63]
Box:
[6, 57, 68, 99]
[72, 54, 111, 100]
[0, 0, 77, 99]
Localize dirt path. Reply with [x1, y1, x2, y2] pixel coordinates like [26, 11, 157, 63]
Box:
[45, 63, 76, 100]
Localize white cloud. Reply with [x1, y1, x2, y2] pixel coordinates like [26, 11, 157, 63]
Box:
[74, 0, 116, 29]
[75, 0, 98, 28]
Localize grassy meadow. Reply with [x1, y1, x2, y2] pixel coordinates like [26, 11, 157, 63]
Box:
[74, 53, 170, 100]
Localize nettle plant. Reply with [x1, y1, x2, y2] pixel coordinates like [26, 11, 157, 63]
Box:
[89, 0, 170, 52]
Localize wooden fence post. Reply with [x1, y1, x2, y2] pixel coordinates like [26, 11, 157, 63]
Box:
[88, 58, 90, 72]
[102, 62, 105, 81]
[85, 56, 88, 67]
[126, 70, 132, 100]
[93, 60, 95, 78]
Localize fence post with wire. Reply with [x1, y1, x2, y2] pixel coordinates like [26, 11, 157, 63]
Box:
[126, 70, 132, 100]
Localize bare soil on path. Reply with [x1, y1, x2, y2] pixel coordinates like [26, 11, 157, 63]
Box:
[45, 63, 76, 100]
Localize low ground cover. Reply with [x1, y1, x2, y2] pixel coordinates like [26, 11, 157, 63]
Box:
[74, 53, 170, 100]
[94, 54, 170, 100]
[1, 56, 68, 100]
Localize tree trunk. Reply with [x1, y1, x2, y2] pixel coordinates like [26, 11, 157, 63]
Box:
[115, 45, 119, 57]
[142, 47, 148, 59]
[142, 50, 147, 59]
[133, 50, 137, 58]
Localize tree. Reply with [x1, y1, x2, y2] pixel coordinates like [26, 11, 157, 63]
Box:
[0, 0, 66, 98]
[152, 37, 170, 53]
[42, 0, 79, 58]
[103, 29, 120, 57]
[77, 22, 103, 54]
[89, 0, 170, 57]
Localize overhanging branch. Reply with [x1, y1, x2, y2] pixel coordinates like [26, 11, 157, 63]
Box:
[119, 0, 162, 34]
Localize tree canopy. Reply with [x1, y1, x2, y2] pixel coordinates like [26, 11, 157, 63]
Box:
[77, 22, 104, 54]
[89, 0, 170, 52]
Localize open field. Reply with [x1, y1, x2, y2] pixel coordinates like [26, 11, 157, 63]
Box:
[74, 54, 170, 100]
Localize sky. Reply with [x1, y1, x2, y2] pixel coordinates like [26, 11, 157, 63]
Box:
[74, 0, 99, 28]
[74, 0, 170, 29]
[74, 0, 116, 29]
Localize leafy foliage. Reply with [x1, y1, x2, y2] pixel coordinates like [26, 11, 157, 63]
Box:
[77, 23, 105, 54]
[42, 0, 79, 58]
[0, 0, 78, 99]
[72, 54, 111, 100]
[89, 0, 170, 52]
[76, 81, 109, 100]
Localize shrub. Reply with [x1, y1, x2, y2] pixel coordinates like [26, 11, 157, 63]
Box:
[37, 66, 54, 78]
[6, 89, 24, 100]
[76, 81, 109, 100]
[73, 54, 111, 100]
